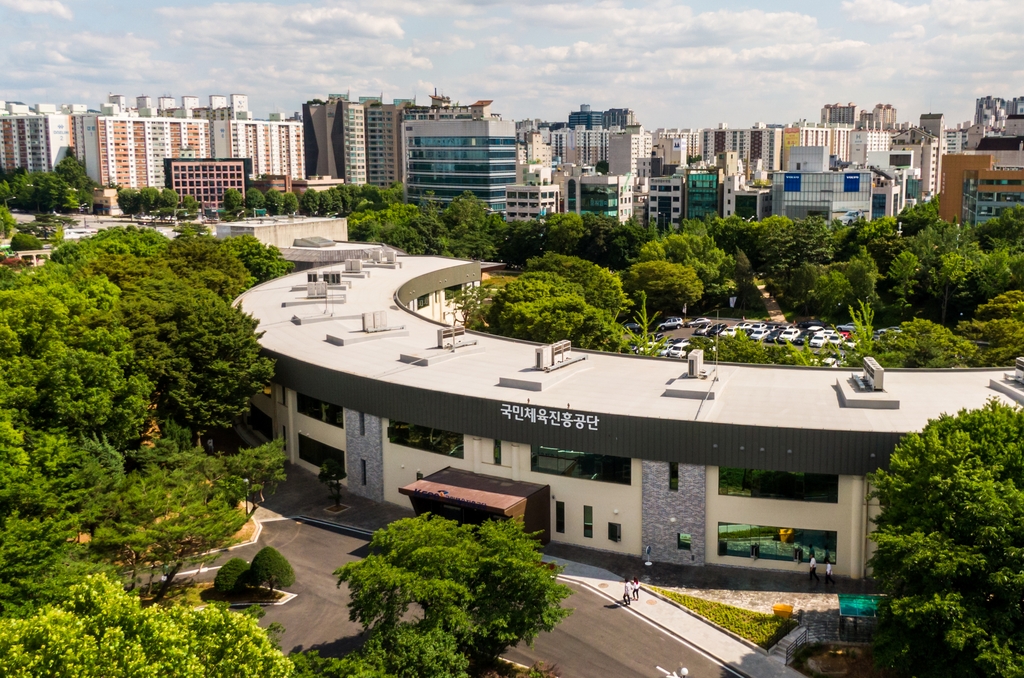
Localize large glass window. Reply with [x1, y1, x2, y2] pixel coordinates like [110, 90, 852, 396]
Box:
[298, 434, 345, 468]
[296, 393, 344, 428]
[583, 506, 593, 538]
[388, 421, 464, 458]
[718, 468, 838, 503]
[249, 403, 273, 440]
[531, 446, 631, 484]
[717, 522, 837, 564]
[555, 501, 565, 533]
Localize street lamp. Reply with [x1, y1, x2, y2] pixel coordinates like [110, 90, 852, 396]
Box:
[243, 478, 250, 514]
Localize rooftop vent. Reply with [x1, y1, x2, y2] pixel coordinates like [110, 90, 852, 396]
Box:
[535, 340, 586, 372]
[362, 310, 404, 334]
[293, 236, 334, 248]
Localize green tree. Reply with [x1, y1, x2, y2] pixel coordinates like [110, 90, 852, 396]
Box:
[224, 439, 287, 503]
[932, 251, 972, 325]
[318, 458, 347, 507]
[214, 557, 251, 593]
[525, 252, 628, 316]
[53, 155, 94, 192]
[158, 188, 179, 210]
[0, 206, 15, 238]
[282, 191, 300, 215]
[117, 189, 142, 216]
[138, 187, 161, 215]
[812, 269, 854, 320]
[0, 575, 292, 676]
[622, 290, 667, 357]
[249, 547, 295, 592]
[336, 515, 572, 670]
[9, 232, 42, 251]
[544, 213, 585, 255]
[447, 284, 487, 329]
[870, 401, 1024, 677]
[300, 188, 322, 216]
[263, 188, 284, 216]
[620, 260, 703, 315]
[245, 188, 266, 213]
[643, 232, 736, 302]
[222, 188, 245, 217]
[875, 318, 977, 368]
[594, 160, 609, 174]
[888, 250, 920, 317]
[222, 235, 294, 286]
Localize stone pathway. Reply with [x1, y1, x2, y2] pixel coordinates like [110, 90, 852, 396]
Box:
[757, 284, 787, 323]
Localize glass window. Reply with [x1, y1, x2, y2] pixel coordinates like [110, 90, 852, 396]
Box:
[583, 506, 593, 538]
[493, 440, 502, 465]
[296, 393, 344, 428]
[556, 501, 565, 533]
[718, 467, 838, 503]
[717, 522, 837, 564]
[388, 420, 464, 458]
[531, 446, 631, 484]
[416, 293, 430, 310]
[608, 522, 621, 542]
[298, 434, 344, 468]
[669, 462, 679, 491]
[677, 533, 691, 551]
[445, 284, 462, 301]
[248, 404, 273, 440]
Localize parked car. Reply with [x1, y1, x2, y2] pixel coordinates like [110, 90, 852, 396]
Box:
[809, 333, 829, 349]
[835, 323, 857, 334]
[666, 337, 687, 345]
[796, 320, 825, 330]
[704, 323, 729, 336]
[685, 317, 712, 327]
[748, 328, 770, 341]
[719, 327, 738, 337]
[657, 317, 684, 331]
[777, 327, 802, 344]
[622, 322, 641, 333]
[667, 342, 690, 358]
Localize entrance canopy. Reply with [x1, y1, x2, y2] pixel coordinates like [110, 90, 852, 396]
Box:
[399, 468, 550, 543]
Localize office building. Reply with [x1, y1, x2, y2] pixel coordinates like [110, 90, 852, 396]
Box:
[788, 146, 829, 172]
[72, 112, 210, 188]
[565, 174, 633, 222]
[404, 113, 516, 211]
[939, 154, 998, 223]
[647, 168, 722, 227]
[962, 164, 1024, 225]
[0, 103, 74, 173]
[603, 108, 636, 131]
[702, 124, 784, 172]
[973, 136, 1024, 168]
[608, 125, 652, 177]
[771, 168, 872, 221]
[821, 103, 857, 125]
[505, 183, 561, 221]
[163, 157, 251, 211]
[651, 128, 701, 166]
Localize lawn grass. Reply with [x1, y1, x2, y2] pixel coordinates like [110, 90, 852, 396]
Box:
[142, 582, 285, 609]
[649, 586, 798, 650]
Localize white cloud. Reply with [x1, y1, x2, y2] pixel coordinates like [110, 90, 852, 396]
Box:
[841, 0, 930, 23]
[0, 0, 72, 20]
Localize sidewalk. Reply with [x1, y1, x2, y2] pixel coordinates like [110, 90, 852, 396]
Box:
[546, 556, 805, 678]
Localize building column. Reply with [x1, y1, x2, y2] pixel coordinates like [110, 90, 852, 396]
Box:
[848, 476, 867, 579]
[344, 411, 384, 503]
[510, 443, 522, 481]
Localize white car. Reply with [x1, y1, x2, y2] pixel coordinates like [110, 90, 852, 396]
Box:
[748, 328, 770, 341]
[667, 342, 690, 358]
[809, 333, 829, 349]
[778, 327, 802, 343]
[719, 327, 738, 337]
[835, 323, 857, 334]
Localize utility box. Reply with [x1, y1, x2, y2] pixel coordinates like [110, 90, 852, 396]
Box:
[535, 344, 553, 370]
[1016, 357, 1024, 382]
[345, 259, 363, 273]
[362, 311, 388, 332]
[863, 357, 884, 391]
[687, 349, 704, 378]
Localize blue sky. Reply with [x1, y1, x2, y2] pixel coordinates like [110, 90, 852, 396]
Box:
[1, 0, 1021, 128]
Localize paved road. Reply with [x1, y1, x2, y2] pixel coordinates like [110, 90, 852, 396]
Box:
[205, 519, 741, 677]
[507, 580, 739, 678]
[203, 518, 370, 656]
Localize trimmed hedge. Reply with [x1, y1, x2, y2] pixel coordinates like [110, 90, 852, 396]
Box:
[649, 586, 798, 649]
[214, 558, 250, 593]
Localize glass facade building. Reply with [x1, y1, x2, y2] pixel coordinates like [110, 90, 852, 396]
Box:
[685, 170, 720, 220]
[404, 119, 517, 211]
[718, 522, 837, 564]
[531, 445, 631, 484]
[963, 172, 1024, 225]
[770, 171, 872, 221]
[719, 468, 839, 503]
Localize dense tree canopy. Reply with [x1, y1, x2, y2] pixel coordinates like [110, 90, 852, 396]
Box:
[870, 401, 1024, 677]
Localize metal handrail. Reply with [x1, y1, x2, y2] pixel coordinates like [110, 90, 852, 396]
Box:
[785, 627, 809, 665]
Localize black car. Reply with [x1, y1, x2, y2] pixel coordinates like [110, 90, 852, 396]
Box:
[795, 320, 825, 330]
[705, 323, 729, 336]
[622, 322, 641, 333]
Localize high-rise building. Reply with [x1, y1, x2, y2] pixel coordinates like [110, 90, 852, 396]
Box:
[181, 96, 200, 110]
[209, 95, 228, 110]
[821, 103, 857, 125]
[568, 104, 604, 130]
[858, 104, 898, 130]
[550, 126, 611, 166]
[850, 129, 893, 165]
[781, 122, 854, 167]
[608, 125, 652, 177]
[701, 123, 784, 172]
[603, 108, 636, 130]
[404, 110, 516, 211]
[919, 113, 946, 153]
[211, 116, 303, 180]
[73, 112, 210, 188]
[0, 103, 74, 173]
[136, 95, 153, 110]
[651, 128, 701, 166]
[890, 127, 941, 199]
[157, 96, 176, 112]
[301, 95, 367, 184]
[975, 96, 1007, 127]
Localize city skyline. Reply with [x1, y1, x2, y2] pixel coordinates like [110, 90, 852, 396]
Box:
[2, 0, 1022, 128]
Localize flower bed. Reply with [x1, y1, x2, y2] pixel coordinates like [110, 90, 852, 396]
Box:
[649, 586, 798, 650]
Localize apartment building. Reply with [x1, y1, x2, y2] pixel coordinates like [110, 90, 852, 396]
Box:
[701, 124, 784, 172]
[850, 129, 893, 165]
[821, 103, 857, 125]
[550, 126, 610, 166]
[0, 103, 75, 173]
[858, 104, 898, 130]
[651, 128, 701, 166]
[608, 125, 652, 177]
[782, 122, 853, 168]
[211, 116, 303, 180]
[565, 173, 633, 222]
[73, 110, 210, 188]
[891, 127, 941, 199]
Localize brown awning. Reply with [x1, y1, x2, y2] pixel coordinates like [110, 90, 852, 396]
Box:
[399, 468, 548, 517]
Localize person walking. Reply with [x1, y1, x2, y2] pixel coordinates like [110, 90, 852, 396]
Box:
[809, 554, 820, 582]
[825, 558, 835, 585]
[632, 577, 640, 601]
[623, 579, 632, 606]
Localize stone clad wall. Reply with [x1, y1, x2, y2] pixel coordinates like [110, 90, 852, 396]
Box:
[345, 410, 384, 502]
[642, 460, 706, 566]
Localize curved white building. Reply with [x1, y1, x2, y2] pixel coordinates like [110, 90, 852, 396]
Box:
[238, 253, 1021, 578]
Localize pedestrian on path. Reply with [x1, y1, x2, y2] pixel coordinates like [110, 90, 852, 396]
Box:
[809, 554, 820, 582]
[632, 577, 640, 601]
[825, 558, 835, 585]
[623, 579, 632, 606]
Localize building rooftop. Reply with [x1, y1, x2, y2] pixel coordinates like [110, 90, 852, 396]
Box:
[237, 256, 1017, 438]
[976, 137, 1024, 151]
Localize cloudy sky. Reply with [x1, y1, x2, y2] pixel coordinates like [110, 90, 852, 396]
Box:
[1, 0, 1021, 128]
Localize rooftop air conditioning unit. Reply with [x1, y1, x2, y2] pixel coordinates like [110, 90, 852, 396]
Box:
[687, 349, 704, 378]
[369, 249, 382, 263]
[362, 311, 387, 332]
[384, 250, 397, 264]
[324, 271, 341, 285]
[863, 357, 884, 391]
[1016, 357, 1024, 383]
[345, 259, 363, 273]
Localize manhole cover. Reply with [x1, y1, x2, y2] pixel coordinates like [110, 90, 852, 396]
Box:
[598, 583, 609, 589]
[646, 599, 657, 605]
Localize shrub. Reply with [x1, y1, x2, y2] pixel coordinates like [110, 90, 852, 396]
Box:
[214, 558, 251, 593]
[10, 232, 44, 251]
[649, 586, 797, 649]
[249, 547, 295, 592]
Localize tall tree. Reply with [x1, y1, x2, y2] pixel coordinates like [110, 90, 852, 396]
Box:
[620, 260, 703, 315]
[870, 401, 1024, 677]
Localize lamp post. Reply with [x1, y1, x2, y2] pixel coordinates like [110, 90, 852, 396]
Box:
[243, 478, 250, 514]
